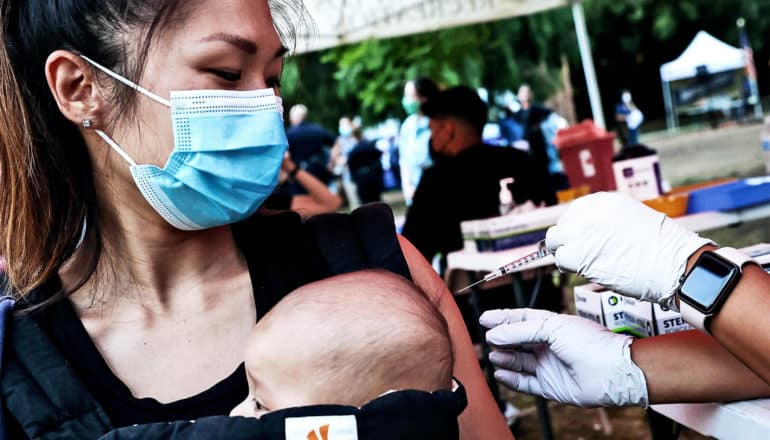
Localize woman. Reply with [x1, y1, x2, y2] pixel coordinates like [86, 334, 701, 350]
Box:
[484, 192, 770, 408]
[0, 0, 510, 438]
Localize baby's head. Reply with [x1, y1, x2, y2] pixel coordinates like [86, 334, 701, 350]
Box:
[231, 270, 454, 418]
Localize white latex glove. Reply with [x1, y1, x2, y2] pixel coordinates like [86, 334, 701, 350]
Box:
[547, 192, 714, 307]
[481, 308, 649, 408]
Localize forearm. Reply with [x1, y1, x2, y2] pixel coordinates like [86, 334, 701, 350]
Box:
[709, 264, 770, 384]
[632, 330, 770, 404]
[399, 236, 513, 440]
[679, 245, 770, 385]
[294, 169, 341, 211]
[633, 244, 770, 404]
[440, 292, 513, 440]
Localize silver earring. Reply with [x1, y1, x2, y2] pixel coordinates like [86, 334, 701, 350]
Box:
[82, 119, 92, 128]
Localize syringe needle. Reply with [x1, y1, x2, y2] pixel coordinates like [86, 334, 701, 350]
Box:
[456, 279, 486, 294]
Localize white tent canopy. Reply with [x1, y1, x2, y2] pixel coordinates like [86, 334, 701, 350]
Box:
[297, 0, 607, 128]
[660, 31, 746, 82]
[296, 0, 570, 53]
[659, 31, 750, 130]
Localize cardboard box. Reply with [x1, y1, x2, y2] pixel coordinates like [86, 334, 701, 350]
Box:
[613, 155, 663, 201]
[574, 284, 694, 337]
[573, 283, 605, 325]
[572, 244, 769, 339]
[653, 304, 694, 335]
[600, 290, 627, 333]
[623, 297, 654, 337]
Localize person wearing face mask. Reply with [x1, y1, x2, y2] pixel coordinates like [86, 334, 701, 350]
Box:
[398, 77, 440, 206]
[615, 89, 644, 147]
[402, 87, 558, 420]
[0, 1, 512, 439]
[329, 116, 361, 208]
[506, 85, 555, 184]
[403, 86, 556, 265]
[286, 104, 337, 187]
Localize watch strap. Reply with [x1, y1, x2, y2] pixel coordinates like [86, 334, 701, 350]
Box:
[714, 247, 754, 268]
[679, 247, 756, 334]
[679, 300, 709, 333]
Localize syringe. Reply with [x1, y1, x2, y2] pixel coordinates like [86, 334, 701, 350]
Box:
[456, 240, 553, 294]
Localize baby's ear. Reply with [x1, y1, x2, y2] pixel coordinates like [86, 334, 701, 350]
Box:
[230, 397, 257, 418]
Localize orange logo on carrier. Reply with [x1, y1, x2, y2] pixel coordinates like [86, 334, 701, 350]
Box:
[306, 424, 330, 440]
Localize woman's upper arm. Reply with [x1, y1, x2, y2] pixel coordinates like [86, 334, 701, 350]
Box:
[398, 235, 513, 440]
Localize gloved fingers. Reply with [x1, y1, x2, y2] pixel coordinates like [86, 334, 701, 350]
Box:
[489, 350, 539, 374]
[545, 225, 568, 252]
[479, 308, 554, 329]
[553, 243, 583, 274]
[486, 319, 550, 348]
[494, 370, 544, 397]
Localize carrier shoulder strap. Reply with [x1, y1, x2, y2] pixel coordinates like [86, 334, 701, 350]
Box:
[1, 312, 113, 439]
[304, 202, 412, 281]
[234, 203, 412, 318]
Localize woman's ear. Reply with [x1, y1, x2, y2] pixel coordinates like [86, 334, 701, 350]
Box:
[45, 50, 105, 128]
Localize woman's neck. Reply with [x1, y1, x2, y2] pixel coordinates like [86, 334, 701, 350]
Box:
[62, 207, 247, 317]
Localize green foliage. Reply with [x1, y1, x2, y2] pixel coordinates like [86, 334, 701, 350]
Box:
[318, 27, 490, 123]
[283, 0, 770, 129]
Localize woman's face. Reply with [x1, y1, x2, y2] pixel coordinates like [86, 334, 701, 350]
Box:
[104, 0, 286, 170]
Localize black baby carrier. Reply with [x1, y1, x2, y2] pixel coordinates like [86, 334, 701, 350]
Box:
[0, 204, 467, 439]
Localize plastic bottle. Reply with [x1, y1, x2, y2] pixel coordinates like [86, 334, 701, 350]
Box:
[498, 177, 515, 215]
[763, 117, 770, 174]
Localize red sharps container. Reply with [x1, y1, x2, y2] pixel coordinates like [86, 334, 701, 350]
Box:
[553, 120, 617, 192]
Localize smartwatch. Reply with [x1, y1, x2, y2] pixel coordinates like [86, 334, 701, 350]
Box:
[678, 248, 757, 333]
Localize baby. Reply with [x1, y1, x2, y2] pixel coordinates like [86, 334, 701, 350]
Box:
[99, 270, 460, 439]
[230, 269, 455, 418]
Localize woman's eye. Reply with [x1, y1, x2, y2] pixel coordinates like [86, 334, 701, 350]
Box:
[207, 69, 241, 82]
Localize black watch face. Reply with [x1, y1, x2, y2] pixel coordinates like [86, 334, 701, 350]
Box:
[679, 252, 741, 314]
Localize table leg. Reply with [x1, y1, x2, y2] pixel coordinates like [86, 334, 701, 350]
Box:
[535, 396, 556, 440]
[510, 270, 544, 309]
[510, 274, 527, 308]
[512, 271, 555, 440]
[648, 409, 681, 440]
[511, 271, 553, 440]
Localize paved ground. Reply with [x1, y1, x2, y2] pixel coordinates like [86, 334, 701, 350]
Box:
[646, 123, 765, 186]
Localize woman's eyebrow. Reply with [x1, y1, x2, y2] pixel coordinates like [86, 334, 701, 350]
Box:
[199, 33, 289, 60]
[200, 32, 258, 54]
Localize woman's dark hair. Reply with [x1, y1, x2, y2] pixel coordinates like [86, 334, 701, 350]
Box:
[414, 77, 440, 102]
[0, 0, 304, 301]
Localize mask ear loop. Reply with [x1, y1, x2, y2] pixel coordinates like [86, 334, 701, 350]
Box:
[94, 130, 137, 167]
[80, 54, 171, 167]
[80, 55, 171, 108]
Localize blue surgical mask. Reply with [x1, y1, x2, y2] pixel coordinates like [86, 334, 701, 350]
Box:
[339, 125, 353, 137]
[402, 97, 420, 115]
[81, 56, 288, 230]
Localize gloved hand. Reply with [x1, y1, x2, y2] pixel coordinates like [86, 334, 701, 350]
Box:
[546, 192, 714, 307]
[481, 308, 648, 408]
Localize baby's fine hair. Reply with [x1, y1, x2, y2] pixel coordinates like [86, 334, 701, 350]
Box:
[257, 270, 454, 406]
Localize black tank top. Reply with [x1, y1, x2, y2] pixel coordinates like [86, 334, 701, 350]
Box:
[33, 211, 323, 428]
